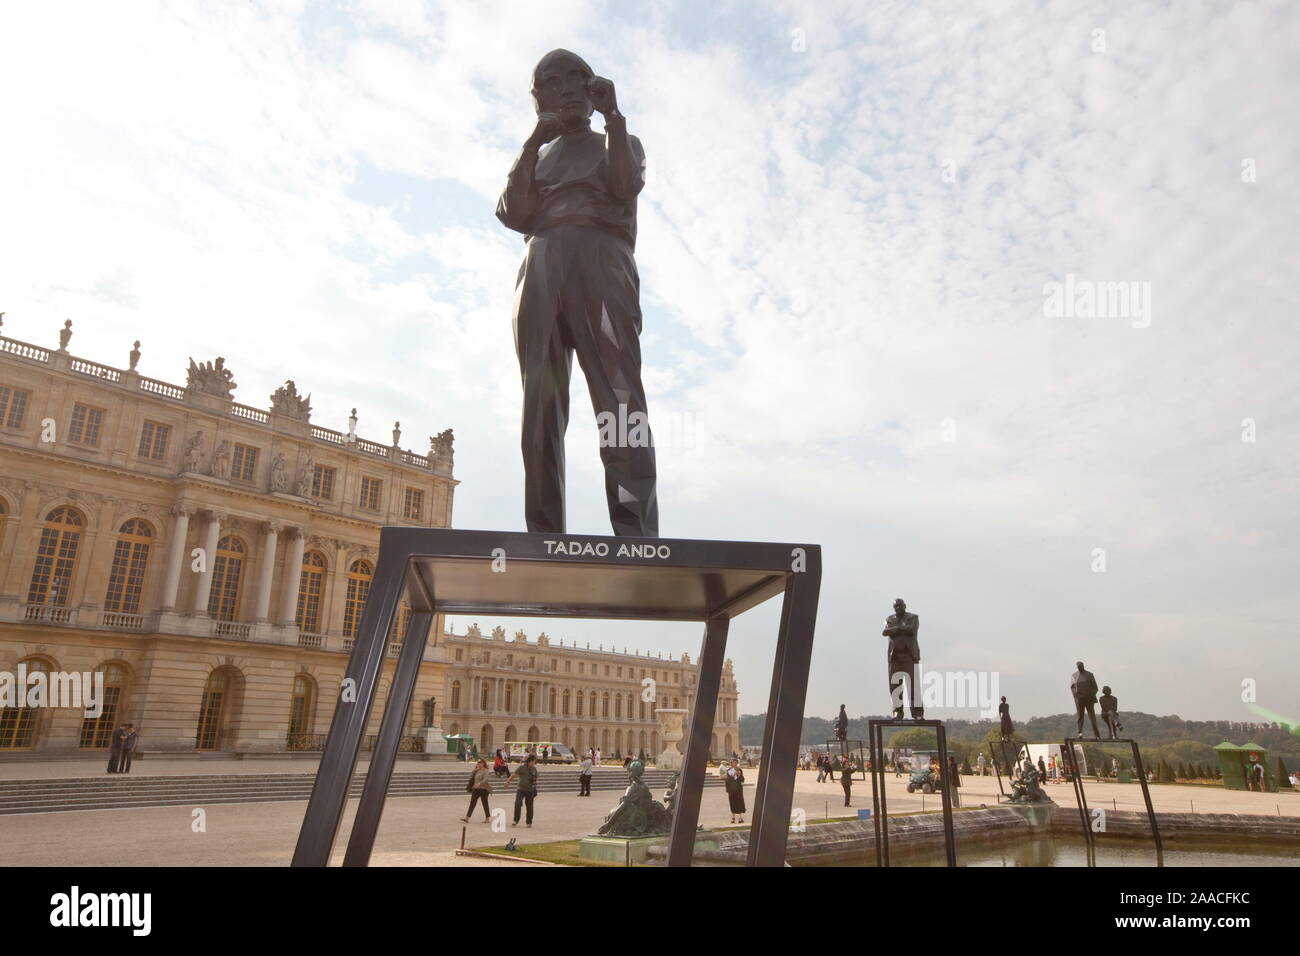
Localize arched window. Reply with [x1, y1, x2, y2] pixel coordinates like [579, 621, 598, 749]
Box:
[627, 693, 634, 719]
[342, 559, 372, 638]
[104, 519, 153, 615]
[575, 728, 585, 752]
[196, 670, 232, 750]
[27, 506, 84, 608]
[528, 725, 539, 742]
[549, 687, 556, 714]
[575, 691, 583, 717]
[615, 730, 623, 754]
[562, 689, 571, 716]
[615, 694, 622, 719]
[638, 699, 645, 721]
[207, 536, 245, 622]
[527, 685, 536, 713]
[296, 550, 326, 632]
[479, 681, 489, 711]
[451, 680, 462, 711]
[505, 683, 514, 711]
[0, 658, 51, 748]
[288, 673, 315, 741]
[479, 724, 493, 751]
[589, 691, 597, 716]
[79, 662, 128, 748]
[602, 692, 610, 718]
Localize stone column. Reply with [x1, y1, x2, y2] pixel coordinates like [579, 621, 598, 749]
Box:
[278, 527, 306, 624]
[159, 503, 192, 611]
[191, 510, 225, 615]
[253, 521, 281, 622]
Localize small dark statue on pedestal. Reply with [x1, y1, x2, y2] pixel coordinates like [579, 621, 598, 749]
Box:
[998, 696, 1013, 741]
[497, 49, 658, 537]
[882, 598, 922, 719]
[1070, 661, 1101, 738]
[1010, 756, 1051, 804]
[833, 704, 849, 741]
[597, 760, 672, 837]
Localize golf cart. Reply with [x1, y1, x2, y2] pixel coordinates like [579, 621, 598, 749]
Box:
[905, 753, 942, 794]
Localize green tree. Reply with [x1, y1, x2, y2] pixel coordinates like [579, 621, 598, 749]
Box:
[1157, 759, 1176, 783]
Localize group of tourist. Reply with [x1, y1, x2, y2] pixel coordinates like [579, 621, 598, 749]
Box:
[461, 752, 543, 827]
[105, 723, 140, 775]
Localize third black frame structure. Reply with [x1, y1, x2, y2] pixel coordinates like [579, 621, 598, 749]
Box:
[1059, 737, 1163, 856]
[868, 718, 956, 867]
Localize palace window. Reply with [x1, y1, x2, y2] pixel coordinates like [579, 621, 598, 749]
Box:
[0, 385, 30, 428]
[231, 443, 258, 482]
[575, 692, 584, 717]
[602, 693, 610, 718]
[79, 662, 128, 749]
[0, 658, 50, 748]
[342, 559, 372, 638]
[451, 681, 462, 711]
[137, 420, 170, 460]
[565, 661, 571, 673]
[207, 536, 246, 622]
[480, 683, 489, 710]
[312, 464, 336, 500]
[359, 476, 383, 511]
[103, 519, 153, 615]
[403, 487, 423, 520]
[454, 648, 463, 662]
[196, 670, 231, 751]
[296, 551, 326, 632]
[289, 674, 315, 739]
[68, 403, 104, 446]
[27, 506, 84, 607]
[563, 690, 571, 715]
[615, 695, 622, 719]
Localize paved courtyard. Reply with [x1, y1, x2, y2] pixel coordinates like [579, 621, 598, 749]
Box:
[0, 763, 1294, 866]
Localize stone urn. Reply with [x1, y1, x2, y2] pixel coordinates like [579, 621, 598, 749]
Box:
[656, 708, 688, 770]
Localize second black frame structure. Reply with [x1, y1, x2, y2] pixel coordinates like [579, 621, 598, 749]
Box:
[290, 526, 821, 868]
[1059, 737, 1163, 857]
[868, 718, 957, 867]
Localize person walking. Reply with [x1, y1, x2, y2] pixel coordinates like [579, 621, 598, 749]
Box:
[840, 756, 855, 807]
[1037, 755, 1047, 784]
[107, 723, 128, 774]
[725, 759, 746, 823]
[976, 752, 987, 777]
[578, 751, 594, 796]
[816, 754, 826, 783]
[120, 724, 139, 773]
[460, 759, 493, 823]
[507, 753, 539, 827]
[947, 755, 961, 808]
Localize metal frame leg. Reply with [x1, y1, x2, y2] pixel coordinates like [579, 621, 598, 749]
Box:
[748, 567, 820, 867]
[936, 724, 955, 866]
[1129, 740, 1163, 855]
[666, 614, 728, 866]
[1062, 739, 1093, 847]
[292, 538, 409, 866]
[342, 610, 432, 866]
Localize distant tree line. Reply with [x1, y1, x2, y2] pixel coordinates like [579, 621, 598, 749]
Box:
[737, 712, 1300, 771]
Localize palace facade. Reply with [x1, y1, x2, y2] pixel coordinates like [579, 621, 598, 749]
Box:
[440, 625, 740, 760]
[0, 317, 457, 753]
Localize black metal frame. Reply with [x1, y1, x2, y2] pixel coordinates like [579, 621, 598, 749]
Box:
[1059, 737, 1162, 855]
[290, 527, 820, 868]
[867, 718, 956, 867]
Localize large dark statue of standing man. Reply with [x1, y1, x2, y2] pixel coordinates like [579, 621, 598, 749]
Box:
[496, 49, 659, 537]
[882, 598, 922, 719]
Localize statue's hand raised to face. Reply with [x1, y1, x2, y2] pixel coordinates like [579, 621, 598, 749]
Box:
[527, 111, 565, 150]
[587, 75, 618, 116]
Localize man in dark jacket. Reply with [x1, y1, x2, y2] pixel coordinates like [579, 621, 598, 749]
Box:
[120, 724, 139, 773]
[1070, 662, 1101, 738]
[107, 723, 129, 774]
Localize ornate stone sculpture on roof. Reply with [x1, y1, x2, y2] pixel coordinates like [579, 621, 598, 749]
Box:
[270, 380, 312, 420]
[187, 357, 237, 399]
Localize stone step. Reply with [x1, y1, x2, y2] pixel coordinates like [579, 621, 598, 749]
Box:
[0, 770, 718, 814]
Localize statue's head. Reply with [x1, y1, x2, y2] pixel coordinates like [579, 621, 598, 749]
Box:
[1076, 660, 1085, 671]
[627, 759, 644, 780]
[531, 48, 594, 128]
[1102, 685, 1111, 695]
[893, 598, 906, 614]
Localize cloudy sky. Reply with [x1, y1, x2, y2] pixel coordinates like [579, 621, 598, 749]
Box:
[2, 0, 1296, 725]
